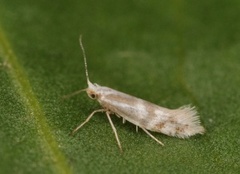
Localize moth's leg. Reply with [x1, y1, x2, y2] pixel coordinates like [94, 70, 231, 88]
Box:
[71, 109, 105, 136]
[122, 118, 126, 124]
[141, 128, 164, 146]
[106, 112, 123, 152]
[136, 126, 138, 133]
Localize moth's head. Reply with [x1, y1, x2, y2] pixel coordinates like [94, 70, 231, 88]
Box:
[86, 80, 100, 100]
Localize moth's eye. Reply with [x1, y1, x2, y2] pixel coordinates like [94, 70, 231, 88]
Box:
[90, 93, 96, 99]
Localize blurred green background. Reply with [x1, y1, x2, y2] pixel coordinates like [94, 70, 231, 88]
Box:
[0, 0, 239, 173]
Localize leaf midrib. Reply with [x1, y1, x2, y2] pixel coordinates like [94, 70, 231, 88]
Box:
[0, 26, 72, 174]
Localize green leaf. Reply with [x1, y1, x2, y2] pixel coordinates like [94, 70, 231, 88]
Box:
[0, 0, 239, 173]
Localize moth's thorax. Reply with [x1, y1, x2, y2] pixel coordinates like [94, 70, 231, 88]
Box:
[89, 85, 120, 102]
[88, 85, 134, 107]
[86, 82, 120, 100]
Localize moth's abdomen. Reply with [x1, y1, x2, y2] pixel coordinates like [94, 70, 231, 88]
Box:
[151, 105, 205, 138]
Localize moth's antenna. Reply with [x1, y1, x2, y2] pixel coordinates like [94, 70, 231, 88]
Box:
[62, 88, 87, 100]
[79, 35, 91, 84]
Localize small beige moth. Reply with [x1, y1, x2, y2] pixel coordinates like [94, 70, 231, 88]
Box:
[66, 36, 205, 152]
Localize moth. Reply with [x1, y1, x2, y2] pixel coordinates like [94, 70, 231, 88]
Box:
[65, 36, 205, 152]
